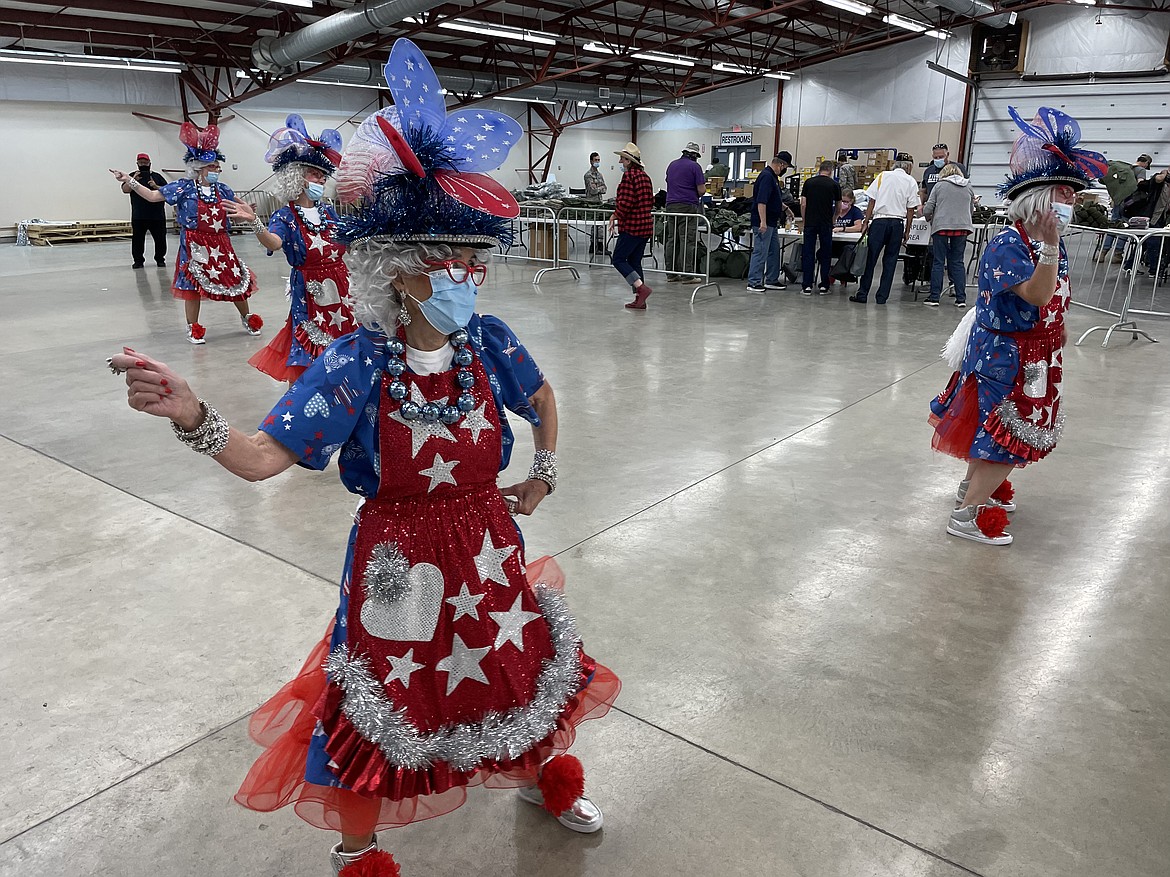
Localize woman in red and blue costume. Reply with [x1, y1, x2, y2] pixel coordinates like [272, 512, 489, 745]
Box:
[112, 122, 261, 345]
[929, 106, 1106, 546]
[108, 39, 619, 877]
[232, 116, 356, 384]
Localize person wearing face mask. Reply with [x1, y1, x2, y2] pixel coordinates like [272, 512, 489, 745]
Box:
[229, 115, 353, 383]
[583, 152, 608, 255]
[929, 106, 1106, 546]
[107, 43, 619, 877]
[118, 152, 168, 269]
[110, 123, 261, 345]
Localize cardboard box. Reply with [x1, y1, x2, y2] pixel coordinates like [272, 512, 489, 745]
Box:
[742, 183, 754, 198]
[707, 176, 726, 192]
[731, 187, 745, 198]
[530, 224, 568, 260]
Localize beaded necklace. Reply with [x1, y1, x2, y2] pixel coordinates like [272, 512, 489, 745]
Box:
[293, 202, 331, 234]
[385, 327, 477, 425]
[196, 183, 220, 205]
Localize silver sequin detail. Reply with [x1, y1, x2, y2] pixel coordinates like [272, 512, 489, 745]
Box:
[996, 400, 1065, 451]
[298, 318, 334, 349]
[323, 584, 582, 772]
[363, 541, 412, 604]
[1022, 360, 1048, 399]
[185, 256, 254, 300]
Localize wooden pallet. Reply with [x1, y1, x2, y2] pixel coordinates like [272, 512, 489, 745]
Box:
[25, 220, 134, 246]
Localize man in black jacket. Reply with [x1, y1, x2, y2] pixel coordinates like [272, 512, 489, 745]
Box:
[1125, 165, 1170, 276]
[120, 152, 169, 269]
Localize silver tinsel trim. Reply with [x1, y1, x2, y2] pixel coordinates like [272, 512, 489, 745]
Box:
[363, 541, 412, 604]
[324, 584, 582, 772]
[298, 318, 334, 349]
[186, 256, 254, 300]
[996, 400, 1065, 451]
[1023, 361, 1048, 398]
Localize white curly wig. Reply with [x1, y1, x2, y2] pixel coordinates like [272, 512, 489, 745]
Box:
[270, 164, 312, 203]
[346, 240, 492, 333]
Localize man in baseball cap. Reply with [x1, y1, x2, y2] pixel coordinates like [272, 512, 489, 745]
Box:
[118, 152, 169, 268]
[664, 140, 708, 281]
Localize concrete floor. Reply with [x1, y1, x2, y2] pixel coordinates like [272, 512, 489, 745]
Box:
[1, 238, 1167, 877]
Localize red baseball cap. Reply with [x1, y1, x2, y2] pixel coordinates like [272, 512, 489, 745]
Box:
[137, 153, 150, 161]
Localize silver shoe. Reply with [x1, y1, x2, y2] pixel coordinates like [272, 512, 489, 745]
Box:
[241, 313, 262, 336]
[947, 504, 1013, 546]
[517, 784, 604, 833]
[329, 835, 378, 876]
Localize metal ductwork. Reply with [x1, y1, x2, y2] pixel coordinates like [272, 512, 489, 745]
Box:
[929, 0, 1015, 29]
[252, 0, 443, 74]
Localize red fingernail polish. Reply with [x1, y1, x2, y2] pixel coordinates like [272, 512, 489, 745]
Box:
[135, 361, 146, 367]
[160, 379, 168, 386]
[165, 388, 172, 395]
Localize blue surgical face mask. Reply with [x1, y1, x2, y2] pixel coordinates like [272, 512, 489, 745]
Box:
[204, 171, 220, 184]
[591, 160, 600, 168]
[1051, 201, 1074, 232]
[305, 181, 325, 202]
[933, 158, 946, 168]
[412, 271, 478, 336]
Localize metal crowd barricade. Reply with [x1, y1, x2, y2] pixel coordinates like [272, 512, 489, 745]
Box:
[555, 205, 616, 274]
[498, 204, 577, 283]
[234, 189, 281, 228]
[1061, 224, 1163, 347]
[647, 209, 722, 304]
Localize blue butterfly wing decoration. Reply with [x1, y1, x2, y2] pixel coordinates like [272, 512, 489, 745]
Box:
[440, 109, 523, 172]
[383, 39, 446, 137]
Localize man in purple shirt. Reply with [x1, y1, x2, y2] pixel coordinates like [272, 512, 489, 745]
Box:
[664, 141, 707, 281]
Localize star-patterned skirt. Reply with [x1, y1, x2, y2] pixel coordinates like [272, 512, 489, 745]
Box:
[172, 225, 257, 302]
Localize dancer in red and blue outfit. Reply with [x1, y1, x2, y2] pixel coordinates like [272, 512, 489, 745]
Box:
[109, 39, 618, 877]
[929, 106, 1106, 545]
[111, 123, 261, 345]
[232, 116, 356, 383]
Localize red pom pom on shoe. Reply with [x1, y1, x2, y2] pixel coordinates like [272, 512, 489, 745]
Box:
[975, 505, 1010, 539]
[991, 480, 1015, 503]
[338, 850, 401, 877]
[246, 313, 264, 331]
[537, 754, 585, 816]
[189, 322, 206, 340]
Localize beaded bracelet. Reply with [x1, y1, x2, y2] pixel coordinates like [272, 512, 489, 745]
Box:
[171, 400, 230, 457]
[528, 449, 558, 494]
[1038, 253, 1060, 266]
[250, 218, 266, 235]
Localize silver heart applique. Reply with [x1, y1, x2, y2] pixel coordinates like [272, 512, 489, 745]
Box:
[309, 277, 341, 306]
[360, 562, 444, 642]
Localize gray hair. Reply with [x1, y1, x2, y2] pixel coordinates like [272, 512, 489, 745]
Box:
[269, 165, 309, 203]
[346, 240, 492, 332]
[895, 160, 914, 173]
[1006, 185, 1055, 225]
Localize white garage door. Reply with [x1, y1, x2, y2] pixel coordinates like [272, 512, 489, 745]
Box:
[966, 78, 1169, 202]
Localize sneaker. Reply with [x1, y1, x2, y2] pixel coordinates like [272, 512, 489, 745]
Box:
[156, 260, 167, 267]
[186, 322, 207, 345]
[132, 263, 144, 269]
[848, 294, 867, 304]
[1111, 251, 1125, 264]
[745, 284, 767, 293]
[947, 504, 1013, 545]
[955, 479, 1017, 512]
[764, 281, 786, 290]
[666, 274, 681, 282]
[818, 286, 831, 295]
[801, 287, 813, 296]
[923, 299, 940, 307]
[517, 785, 604, 834]
[241, 313, 263, 335]
[955, 301, 967, 309]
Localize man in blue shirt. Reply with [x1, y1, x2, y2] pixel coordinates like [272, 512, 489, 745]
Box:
[664, 142, 707, 281]
[747, 152, 796, 293]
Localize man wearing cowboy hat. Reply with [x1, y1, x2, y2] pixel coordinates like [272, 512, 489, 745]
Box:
[664, 141, 708, 282]
[609, 142, 656, 309]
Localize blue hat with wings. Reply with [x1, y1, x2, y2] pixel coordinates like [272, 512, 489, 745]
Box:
[999, 106, 1108, 200]
[265, 114, 344, 175]
[335, 39, 523, 248]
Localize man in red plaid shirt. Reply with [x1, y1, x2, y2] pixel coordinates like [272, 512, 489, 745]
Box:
[608, 142, 655, 310]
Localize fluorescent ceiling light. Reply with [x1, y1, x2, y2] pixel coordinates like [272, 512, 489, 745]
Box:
[635, 106, 665, 113]
[0, 48, 184, 73]
[583, 42, 621, 55]
[883, 13, 928, 32]
[818, 0, 873, 15]
[712, 62, 792, 80]
[494, 95, 556, 105]
[270, 0, 313, 7]
[924, 29, 951, 39]
[577, 100, 628, 109]
[1072, 0, 1096, 4]
[633, 52, 695, 68]
[438, 19, 558, 45]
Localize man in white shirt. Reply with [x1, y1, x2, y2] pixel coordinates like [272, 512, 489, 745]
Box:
[849, 161, 921, 305]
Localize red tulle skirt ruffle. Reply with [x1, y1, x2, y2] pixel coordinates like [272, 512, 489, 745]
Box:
[233, 556, 620, 835]
[248, 315, 307, 382]
[929, 372, 981, 461]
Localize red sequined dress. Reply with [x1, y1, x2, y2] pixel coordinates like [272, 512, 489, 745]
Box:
[235, 322, 619, 834]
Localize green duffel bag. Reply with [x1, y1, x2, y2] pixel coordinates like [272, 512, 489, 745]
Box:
[723, 249, 750, 280]
[708, 248, 729, 277]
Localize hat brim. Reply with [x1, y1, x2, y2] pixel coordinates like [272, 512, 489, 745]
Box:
[349, 233, 501, 249]
[614, 150, 642, 164]
[1003, 174, 1089, 200]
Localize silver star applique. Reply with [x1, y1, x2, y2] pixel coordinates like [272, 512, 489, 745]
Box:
[390, 384, 457, 457]
[459, 401, 494, 444]
[435, 634, 490, 695]
[308, 233, 328, 254]
[489, 594, 541, 652]
[446, 582, 485, 621]
[474, 529, 516, 587]
[384, 648, 425, 689]
[419, 453, 459, 492]
[328, 308, 349, 329]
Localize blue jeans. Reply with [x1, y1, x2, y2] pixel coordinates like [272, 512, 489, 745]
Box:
[802, 223, 833, 289]
[858, 218, 904, 303]
[611, 233, 648, 287]
[747, 225, 781, 286]
[1100, 203, 1125, 253]
[928, 233, 968, 302]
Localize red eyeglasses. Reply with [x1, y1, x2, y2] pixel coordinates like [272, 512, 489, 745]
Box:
[425, 259, 488, 287]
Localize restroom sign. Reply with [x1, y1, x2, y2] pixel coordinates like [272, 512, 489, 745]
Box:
[719, 132, 753, 146]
